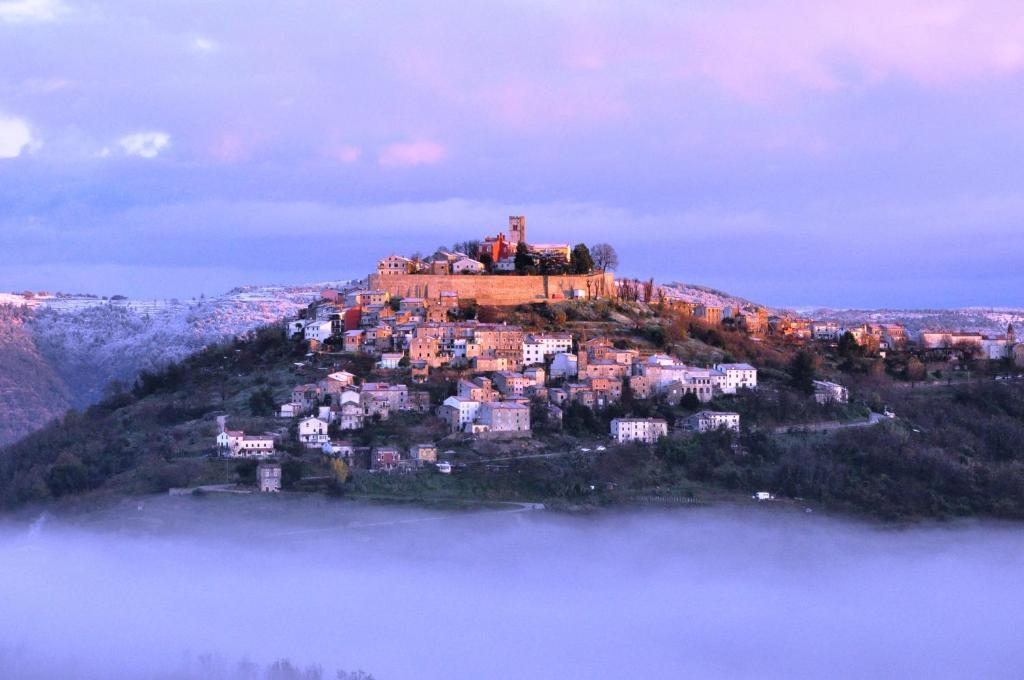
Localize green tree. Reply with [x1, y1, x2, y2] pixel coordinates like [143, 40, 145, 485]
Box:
[789, 350, 819, 394]
[478, 252, 494, 272]
[46, 452, 90, 497]
[514, 241, 533, 274]
[838, 331, 860, 358]
[570, 243, 594, 274]
[248, 387, 277, 416]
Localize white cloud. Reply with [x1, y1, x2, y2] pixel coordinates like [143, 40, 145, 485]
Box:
[118, 131, 170, 159]
[0, 114, 33, 158]
[190, 36, 218, 53]
[0, 0, 67, 24]
[378, 140, 445, 167]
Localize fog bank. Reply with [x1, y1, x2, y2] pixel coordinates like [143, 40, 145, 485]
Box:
[1, 497, 1022, 679]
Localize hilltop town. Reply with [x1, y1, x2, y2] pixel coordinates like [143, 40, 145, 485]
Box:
[195, 216, 1024, 511]
[3, 215, 1024, 519]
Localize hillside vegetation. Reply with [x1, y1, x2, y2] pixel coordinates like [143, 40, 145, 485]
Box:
[2, 299, 1024, 521]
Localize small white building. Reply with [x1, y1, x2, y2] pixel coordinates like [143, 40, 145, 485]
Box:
[684, 411, 741, 433]
[377, 352, 403, 369]
[303, 319, 335, 343]
[441, 396, 481, 432]
[322, 440, 355, 462]
[278, 402, 304, 418]
[813, 380, 849, 404]
[713, 363, 758, 394]
[452, 258, 486, 274]
[550, 352, 579, 379]
[493, 258, 516, 272]
[298, 416, 330, 448]
[217, 428, 276, 458]
[523, 333, 574, 366]
[610, 418, 668, 444]
[257, 463, 282, 492]
[322, 370, 356, 389]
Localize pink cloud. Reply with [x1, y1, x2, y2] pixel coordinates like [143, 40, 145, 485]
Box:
[207, 133, 250, 163]
[330, 145, 361, 163]
[377, 140, 446, 167]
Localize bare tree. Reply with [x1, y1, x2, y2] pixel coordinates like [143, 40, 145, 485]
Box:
[590, 243, 619, 271]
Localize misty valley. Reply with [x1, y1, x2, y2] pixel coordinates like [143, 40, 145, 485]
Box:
[1, 497, 1022, 680]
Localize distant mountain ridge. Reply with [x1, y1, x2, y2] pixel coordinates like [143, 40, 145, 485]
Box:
[801, 307, 1024, 336]
[661, 282, 1022, 336]
[0, 282, 348, 446]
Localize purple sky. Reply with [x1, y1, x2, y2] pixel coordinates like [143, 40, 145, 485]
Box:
[1, 0, 1022, 308]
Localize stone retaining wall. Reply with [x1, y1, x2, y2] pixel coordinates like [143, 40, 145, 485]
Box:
[367, 271, 615, 306]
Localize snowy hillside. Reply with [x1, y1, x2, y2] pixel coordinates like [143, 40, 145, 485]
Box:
[0, 281, 352, 446]
[802, 307, 1024, 335]
[659, 282, 780, 313]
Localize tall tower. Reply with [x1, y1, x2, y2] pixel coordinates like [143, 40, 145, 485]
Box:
[508, 215, 526, 245]
[1008, 323, 1016, 347]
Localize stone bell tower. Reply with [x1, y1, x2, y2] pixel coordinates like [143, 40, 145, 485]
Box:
[508, 215, 526, 245]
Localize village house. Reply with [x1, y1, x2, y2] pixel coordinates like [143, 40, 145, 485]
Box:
[320, 371, 356, 394]
[811, 321, 842, 341]
[361, 382, 411, 412]
[587, 376, 622, 407]
[493, 371, 532, 397]
[610, 418, 668, 444]
[343, 329, 366, 353]
[216, 429, 276, 458]
[478, 401, 531, 434]
[278, 402, 304, 418]
[522, 333, 574, 366]
[473, 355, 514, 372]
[298, 416, 330, 448]
[550, 352, 578, 379]
[636, 355, 715, 402]
[291, 384, 322, 411]
[813, 380, 849, 404]
[409, 336, 444, 367]
[372, 446, 402, 471]
[257, 463, 282, 492]
[713, 363, 758, 394]
[684, 411, 741, 433]
[408, 443, 438, 465]
[694, 305, 723, 326]
[523, 366, 546, 386]
[458, 377, 499, 402]
[452, 257, 486, 274]
[303, 319, 335, 344]
[580, 360, 629, 381]
[377, 352, 403, 369]
[377, 255, 413, 276]
[322, 440, 355, 462]
[337, 400, 365, 430]
[346, 289, 391, 307]
[439, 395, 481, 432]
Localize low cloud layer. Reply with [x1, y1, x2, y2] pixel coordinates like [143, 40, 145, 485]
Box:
[1, 499, 1023, 679]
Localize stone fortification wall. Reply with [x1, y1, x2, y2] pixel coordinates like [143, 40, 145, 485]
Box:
[367, 272, 615, 306]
